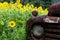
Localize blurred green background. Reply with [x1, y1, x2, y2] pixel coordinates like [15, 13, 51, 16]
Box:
[0, 0, 60, 8]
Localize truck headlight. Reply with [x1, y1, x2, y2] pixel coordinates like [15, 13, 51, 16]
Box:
[31, 25, 44, 38]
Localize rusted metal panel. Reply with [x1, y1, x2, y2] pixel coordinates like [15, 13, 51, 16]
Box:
[45, 33, 60, 38]
[45, 38, 58, 40]
[45, 28, 60, 33]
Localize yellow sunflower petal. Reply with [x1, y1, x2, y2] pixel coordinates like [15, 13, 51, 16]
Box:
[9, 21, 16, 27]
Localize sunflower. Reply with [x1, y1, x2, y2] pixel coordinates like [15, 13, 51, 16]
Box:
[17, 0, 20, 3]
[9, 21, 16, 27]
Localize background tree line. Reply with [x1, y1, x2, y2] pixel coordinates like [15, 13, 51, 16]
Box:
[0, 0, 60, 8]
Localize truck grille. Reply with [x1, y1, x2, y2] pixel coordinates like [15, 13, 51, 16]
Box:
[44, 23, 60, 40]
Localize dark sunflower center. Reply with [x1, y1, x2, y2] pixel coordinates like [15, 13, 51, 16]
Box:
[11, 23, 14, 25]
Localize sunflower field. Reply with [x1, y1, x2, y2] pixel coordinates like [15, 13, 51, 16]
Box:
[0, 0, 48, 40]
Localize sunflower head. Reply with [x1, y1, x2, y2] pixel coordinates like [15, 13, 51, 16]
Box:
[9, 21, 16, 27]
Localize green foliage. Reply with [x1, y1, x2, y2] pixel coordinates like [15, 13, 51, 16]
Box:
[0, 8, 33, 40]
